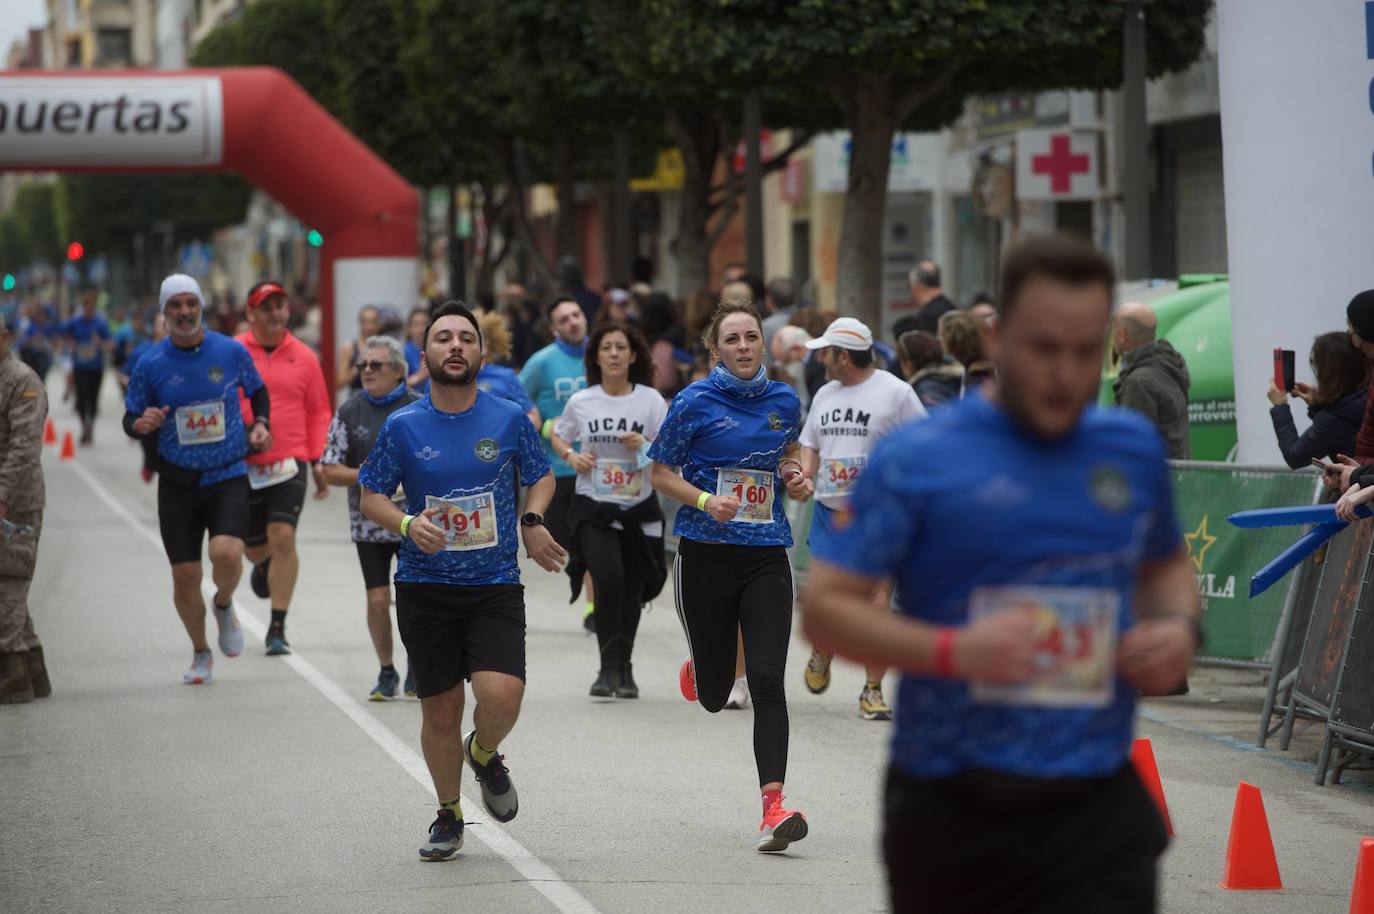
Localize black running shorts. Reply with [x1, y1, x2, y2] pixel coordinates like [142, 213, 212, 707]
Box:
[157, 474, 250, 565]
[245, 462, 309, 545]
[355, 540, 401, 590]
[395, 582, 526, 698]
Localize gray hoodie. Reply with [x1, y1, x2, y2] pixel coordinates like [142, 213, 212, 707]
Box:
[1113, 339, 1192, 459]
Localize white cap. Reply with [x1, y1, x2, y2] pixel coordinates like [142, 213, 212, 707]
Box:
[805, 316, 873, 351]
[159, 273, 204, 310]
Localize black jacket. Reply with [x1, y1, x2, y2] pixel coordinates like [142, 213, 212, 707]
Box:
[565, 493, 667, 605]
[1270, 387, 1367, 470]
[1113, 340, 1192, 459]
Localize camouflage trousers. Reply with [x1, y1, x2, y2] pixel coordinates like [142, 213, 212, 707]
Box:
[0, 507, 42, 653]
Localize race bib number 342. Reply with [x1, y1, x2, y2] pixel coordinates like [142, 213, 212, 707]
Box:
[968, 586, 1118, 709]
[716, 468, 775, 525]
[425, 492, 498, 551]
[817, 455, 866, 499]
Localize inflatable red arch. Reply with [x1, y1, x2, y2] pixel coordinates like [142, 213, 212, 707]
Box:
[0, 67, 418, 395]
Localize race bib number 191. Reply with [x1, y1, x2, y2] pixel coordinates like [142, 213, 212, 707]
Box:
[425, 493, 498, 551]
[716, 468, 775, 525]
[968, 586, 1118, 709]
[175, 401, 226, 446]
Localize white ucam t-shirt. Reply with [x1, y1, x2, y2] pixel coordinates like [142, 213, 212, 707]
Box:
[553, 383, 669, 512]
[800, 368, 927, 510]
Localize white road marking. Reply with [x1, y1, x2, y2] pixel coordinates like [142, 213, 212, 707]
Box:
[64, 458, 601, 914]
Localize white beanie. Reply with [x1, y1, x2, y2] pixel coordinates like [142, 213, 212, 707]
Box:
[159, 273, 204, 310]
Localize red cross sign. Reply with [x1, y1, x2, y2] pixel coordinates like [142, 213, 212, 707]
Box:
[1016, 129, 1098, 201]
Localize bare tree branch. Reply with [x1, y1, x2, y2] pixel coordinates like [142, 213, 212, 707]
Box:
[895, 59, 963, 121]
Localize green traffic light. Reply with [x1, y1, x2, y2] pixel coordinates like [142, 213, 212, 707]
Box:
[307, 230, 323, 247]
[2, 274, 14, 292]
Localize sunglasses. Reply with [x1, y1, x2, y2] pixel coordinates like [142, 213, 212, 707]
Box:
[356, 360, 390, 372]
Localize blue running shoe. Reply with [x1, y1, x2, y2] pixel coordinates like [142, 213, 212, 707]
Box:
[403, 667, 417, 698]
[369, 667, 399, 702]
[419, 808, 463, 861]
[265, 624, 290, 656]
[463, 730, 518, 822]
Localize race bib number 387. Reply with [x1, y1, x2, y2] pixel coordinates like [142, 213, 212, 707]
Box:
[175, 401, 226, 446]
[425, 492, 498, 551]
[716, 468, 775, 525]
[593, 459, 643, 500]
[968, 586, 1118, 709]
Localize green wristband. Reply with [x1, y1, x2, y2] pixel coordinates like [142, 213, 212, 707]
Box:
[696, 491, 711, 512]
[400, 514, 414, 538]
[541, 418, 555, 440]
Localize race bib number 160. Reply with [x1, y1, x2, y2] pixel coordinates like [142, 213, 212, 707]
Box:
[716, 468, 775, 525]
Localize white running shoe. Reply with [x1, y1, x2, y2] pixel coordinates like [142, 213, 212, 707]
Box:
[213, 602, 244, 657]
[183, 649, 213, 685]
[724, 675, 750, 710]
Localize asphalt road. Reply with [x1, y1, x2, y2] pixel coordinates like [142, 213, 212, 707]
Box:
[3, 382, 1373, 914]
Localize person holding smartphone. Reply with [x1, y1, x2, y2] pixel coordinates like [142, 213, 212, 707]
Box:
[1267, 332, 1368, 469]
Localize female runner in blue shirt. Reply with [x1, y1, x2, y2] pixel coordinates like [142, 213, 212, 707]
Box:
[648, 300, 814, 854]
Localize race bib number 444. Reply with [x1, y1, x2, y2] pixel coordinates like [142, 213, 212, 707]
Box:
[175, 401, 226, 446]
[425, 492, 498, 551]
[716, 468, 775, 525]
[593, 459, 643, 500]
[968, 586, 1118, 709]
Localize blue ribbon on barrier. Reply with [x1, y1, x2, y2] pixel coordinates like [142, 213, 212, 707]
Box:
[1247, 522, 1347, 598]
[1228, 504, 1371, 528]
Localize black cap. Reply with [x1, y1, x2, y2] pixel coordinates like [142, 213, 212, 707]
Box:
[1348, 290, 1374, 340]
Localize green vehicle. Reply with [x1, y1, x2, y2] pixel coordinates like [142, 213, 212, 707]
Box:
[1099, 275, 1236, 461]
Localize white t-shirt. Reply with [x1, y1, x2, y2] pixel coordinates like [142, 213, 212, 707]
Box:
[553, 384, 669, 528]
[800, 368, 927, 510]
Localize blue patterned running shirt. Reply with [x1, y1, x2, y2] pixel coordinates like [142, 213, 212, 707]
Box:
[647, 364, 801, 547]
[358, 391, 551, 586]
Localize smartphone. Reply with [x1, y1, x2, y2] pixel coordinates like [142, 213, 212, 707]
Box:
[1273, 348, 1296, 392]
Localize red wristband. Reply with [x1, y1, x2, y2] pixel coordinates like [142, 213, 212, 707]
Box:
[934, 627, 957, 678]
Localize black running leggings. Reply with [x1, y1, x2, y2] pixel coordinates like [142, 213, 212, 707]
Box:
[577, 523, 647, 669]
[674, 538, 793, 786]
[74, 368, 103, 424]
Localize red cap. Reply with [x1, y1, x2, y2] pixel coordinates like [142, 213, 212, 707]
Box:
[247, 282, 287, 311]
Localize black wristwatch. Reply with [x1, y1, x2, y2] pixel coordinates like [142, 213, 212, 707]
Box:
[520, 512, 545, 528]
[252, 415, 270, 431]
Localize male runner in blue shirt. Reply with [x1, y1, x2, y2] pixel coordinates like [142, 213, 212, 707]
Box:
[519, 295, 591, 628]
[64, 289, 113, 445]
[124, 274, 270, 685]
[360, 301, 566, 862]
[805, 235, 1201, 914]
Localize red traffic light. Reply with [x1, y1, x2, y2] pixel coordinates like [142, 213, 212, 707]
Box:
[66, 242, 84, 261]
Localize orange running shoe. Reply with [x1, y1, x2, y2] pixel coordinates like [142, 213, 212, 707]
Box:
[679, 658, 697, 702]
[757, 795, 808, 853]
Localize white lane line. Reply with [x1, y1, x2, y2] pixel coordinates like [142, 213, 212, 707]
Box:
[64, 459, 601, 914]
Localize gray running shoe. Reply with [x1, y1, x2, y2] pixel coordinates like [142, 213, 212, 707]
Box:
[183, 649, 213, 685]
[463, 730, 518, 822]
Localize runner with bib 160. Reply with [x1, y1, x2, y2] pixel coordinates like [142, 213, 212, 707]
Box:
[798, 317, 927, 721]
[359, 301, 567, 862]
[648, 299, 815, 854]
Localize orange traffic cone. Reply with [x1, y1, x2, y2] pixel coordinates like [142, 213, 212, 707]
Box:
[43, 417, 56, 446]
[1130, 738, 1174, 836]
[59, 430, 76, 461]
[1350, 837, 1374, 913]
[1220, 781, 1282, 890]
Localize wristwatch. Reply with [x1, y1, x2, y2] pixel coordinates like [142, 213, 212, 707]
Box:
[520, 512, 545, 528]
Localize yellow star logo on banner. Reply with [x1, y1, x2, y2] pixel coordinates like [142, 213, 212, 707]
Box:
[1185, 516, 1217, 573]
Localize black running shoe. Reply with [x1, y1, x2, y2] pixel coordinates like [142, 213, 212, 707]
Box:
[419, 808, 463, 861]
[250, 558, 271, 599]
[589, 666, 618, 698]
[614, 664, 639, 699]
[463, 730, 518, 822]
